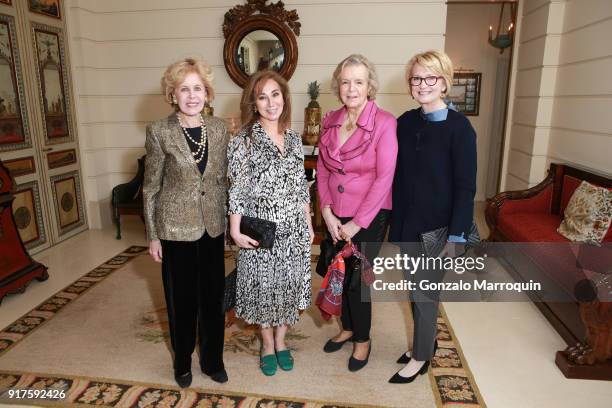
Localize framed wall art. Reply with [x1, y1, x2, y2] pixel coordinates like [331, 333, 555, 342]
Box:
[47, 148, 76, 169]
[32, 22, 73, 144]
[29, 0, 61, 20]
[0, 13, 32, 151]
[4, 156, 36, 177]
[51, 171, 84, 234]
[13, 181, 46, 248]
[448, 72, 482, 116]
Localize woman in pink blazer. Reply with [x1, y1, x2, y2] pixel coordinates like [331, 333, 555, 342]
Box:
[316, 54, 398, 371]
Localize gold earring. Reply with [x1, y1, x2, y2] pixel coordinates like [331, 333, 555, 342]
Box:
[253, 106, 257, 113]
[172, 96, 177, 104]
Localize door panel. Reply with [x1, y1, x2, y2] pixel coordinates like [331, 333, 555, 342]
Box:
[0, 1, 87, 254]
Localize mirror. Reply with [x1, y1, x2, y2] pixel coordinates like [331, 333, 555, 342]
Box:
[237, 30, 285, 75]
[223, 1, 300, 87]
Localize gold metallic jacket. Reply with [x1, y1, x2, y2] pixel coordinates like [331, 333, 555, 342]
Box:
[143, 113, 230, 241]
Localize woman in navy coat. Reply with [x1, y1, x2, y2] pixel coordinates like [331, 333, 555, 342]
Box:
[388, 50, 477, 383]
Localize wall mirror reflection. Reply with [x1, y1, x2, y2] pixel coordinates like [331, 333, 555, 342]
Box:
[223, 0, 300, 87]
[237, 30, 285, 75]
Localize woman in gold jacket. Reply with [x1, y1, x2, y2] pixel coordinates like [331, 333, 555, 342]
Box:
[143, 57, 230, 388]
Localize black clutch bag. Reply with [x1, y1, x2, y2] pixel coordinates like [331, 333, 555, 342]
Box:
[420, 222, 481, 257]
[240, 215, 276, 249]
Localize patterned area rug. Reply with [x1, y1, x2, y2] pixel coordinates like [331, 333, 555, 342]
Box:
[0, 246, 485, 407]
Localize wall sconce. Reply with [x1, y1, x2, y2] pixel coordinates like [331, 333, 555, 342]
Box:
[488, 2, 516, 53]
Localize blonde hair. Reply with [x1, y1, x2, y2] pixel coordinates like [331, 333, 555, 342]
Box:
[405, 50, 453, 97]
[161, 57, 215, 108]
[330, 54, 379, 102]
[240, 70, 292, 133]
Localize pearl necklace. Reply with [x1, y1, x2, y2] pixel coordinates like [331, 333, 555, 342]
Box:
[178, 113, 207, 164]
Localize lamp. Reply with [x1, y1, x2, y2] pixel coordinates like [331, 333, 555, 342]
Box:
[488, 2, 516, 53]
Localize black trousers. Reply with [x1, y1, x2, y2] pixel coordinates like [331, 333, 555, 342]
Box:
[336, 209, 390, 342]
[160, 232, 225, 375]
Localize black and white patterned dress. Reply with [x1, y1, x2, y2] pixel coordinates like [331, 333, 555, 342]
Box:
[228, 122, 311, 327]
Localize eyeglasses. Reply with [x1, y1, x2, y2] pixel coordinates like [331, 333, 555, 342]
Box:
[409, 76, 442, 86]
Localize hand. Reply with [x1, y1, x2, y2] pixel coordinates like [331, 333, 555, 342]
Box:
[308, 224, 315, 245]
[149, 239, 163, 263]
[339, 220, 361, 241]
[438, 241, 466, 259]
[322, 207, 343, 242]
[230, 230, 259, 249]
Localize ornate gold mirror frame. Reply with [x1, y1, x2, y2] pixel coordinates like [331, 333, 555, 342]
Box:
[223, 0, 300, 88]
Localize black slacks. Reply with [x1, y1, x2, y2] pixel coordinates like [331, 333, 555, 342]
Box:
[336, 209, 390, 342]
[160, 231, 225, 375]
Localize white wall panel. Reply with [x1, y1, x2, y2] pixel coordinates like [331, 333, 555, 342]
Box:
[75, 64, 414, 96]
[505, 173, 529, 191]
[520, 4, 551, 42]
[548, 128, 612, 174]
[523, 0, 552, 15]
[558, 18, 612, 65]
[507, 149, 534, 184]
[555, 57, 612, 96]
[73, 0, 437, 13]
[297, 4, 445, 35]
[518, 36, 546, 69]
[513, 97, 553, 126]
[563, 0, 612, 33]
[551, 97, 612, 135]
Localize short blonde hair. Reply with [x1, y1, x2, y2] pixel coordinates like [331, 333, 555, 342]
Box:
[405, 50, 453, 97]
[161, 57, 215, 108]
[331, 54, 379, 102]
[240, 70, 292, 134]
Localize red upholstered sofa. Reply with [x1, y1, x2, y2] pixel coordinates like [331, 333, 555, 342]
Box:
[486, 163, 612, 379]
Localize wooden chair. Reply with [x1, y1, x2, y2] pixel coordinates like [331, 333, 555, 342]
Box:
[111, 155, 145, 239]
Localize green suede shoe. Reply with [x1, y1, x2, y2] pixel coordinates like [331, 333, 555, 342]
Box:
[260, 353, 277, 376]
[276, 349, 294, 371]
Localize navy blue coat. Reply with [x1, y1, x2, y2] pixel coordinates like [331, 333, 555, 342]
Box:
[388, 108, 477, 242]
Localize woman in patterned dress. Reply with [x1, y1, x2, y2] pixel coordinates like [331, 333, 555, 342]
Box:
[228, 70, 314, 376]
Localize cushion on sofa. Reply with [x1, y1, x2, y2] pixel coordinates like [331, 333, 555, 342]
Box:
[558, 181, 612, 244]
[498, 213, 568, 242]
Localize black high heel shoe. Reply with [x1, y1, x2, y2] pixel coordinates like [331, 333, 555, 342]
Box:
[388, 360, 430, 384]
[323, 335, 353, 353]
[348, 341, 371, 372]
[397, 340, 438, 364]
[207, 368, 228, 383]
[174, 371, 192, 388]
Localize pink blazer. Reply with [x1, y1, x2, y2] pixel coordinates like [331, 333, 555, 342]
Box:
[316, 100, 398, 229]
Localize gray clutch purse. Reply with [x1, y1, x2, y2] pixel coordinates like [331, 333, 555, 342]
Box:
[420, 222, 481, 257]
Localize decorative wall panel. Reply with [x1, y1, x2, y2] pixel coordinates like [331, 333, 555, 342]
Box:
[32, 22, 73, 144]
[29, 0, 61, 20]
[47, 148, 75, 169]
[0, 14, 31, 151]
[4, 156, 35, 177]
[51, 171, 83, 234]
[13, 180, 46, 248]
